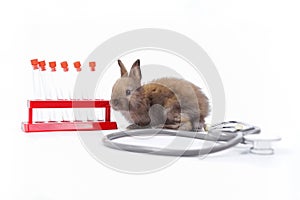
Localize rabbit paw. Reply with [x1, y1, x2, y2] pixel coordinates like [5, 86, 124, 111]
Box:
[166, 113, 181, 125]
[126, 124, 151, 130]
[192, 121, 204, 132]
[178, 121, 193, 131]
[155, 123, 180, 129]
[173, 114, 181, 123]
[178, 113, 193, 131]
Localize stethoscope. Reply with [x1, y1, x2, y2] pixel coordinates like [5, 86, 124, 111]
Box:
[102, 121, 281, 156]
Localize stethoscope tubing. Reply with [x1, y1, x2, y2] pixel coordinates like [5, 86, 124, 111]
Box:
[102, 122, 261, 157]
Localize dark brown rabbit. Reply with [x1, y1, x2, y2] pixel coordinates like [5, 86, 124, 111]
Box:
[110, 59, 210, 131]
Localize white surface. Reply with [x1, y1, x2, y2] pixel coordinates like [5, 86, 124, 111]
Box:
[1, 0, 300, 199]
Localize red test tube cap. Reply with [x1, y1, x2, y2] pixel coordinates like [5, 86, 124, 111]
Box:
[60, 61, 69, 72]
[73, 61, 81, 72]
[30, 59, 39, 70]
[49, 61, 57, 72]
[39, 60, 46, 71]
[89, 61, 96, 71]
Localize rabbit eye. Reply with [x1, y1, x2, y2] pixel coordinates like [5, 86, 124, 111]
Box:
[126, 89, 131, 96]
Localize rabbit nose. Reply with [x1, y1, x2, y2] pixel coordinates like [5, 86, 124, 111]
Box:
[110, 99, 119, 106]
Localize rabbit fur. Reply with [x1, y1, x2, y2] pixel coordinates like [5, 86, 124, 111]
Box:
[110, 59, 210, 131]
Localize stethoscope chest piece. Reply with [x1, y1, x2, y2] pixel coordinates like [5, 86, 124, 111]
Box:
[244, 134, 281, 155]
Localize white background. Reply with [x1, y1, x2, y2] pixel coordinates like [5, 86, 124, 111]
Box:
[1, 0, 300, 199]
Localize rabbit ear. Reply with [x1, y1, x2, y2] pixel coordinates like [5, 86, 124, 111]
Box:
[118, 60, 128, 77]
[129, 59, 141, 81]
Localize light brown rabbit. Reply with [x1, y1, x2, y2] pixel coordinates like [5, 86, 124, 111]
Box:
[110, 59, 210, 131]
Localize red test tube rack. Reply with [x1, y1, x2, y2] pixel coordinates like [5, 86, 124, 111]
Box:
[22, 100, 117, 132]
[22, 59, 118, 132]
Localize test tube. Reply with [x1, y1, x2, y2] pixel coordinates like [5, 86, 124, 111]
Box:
[30, 59, 41, 99]
[38, 61, 49, 99]
[73, 61, 83, 99]
[73, 61, 87, 121]
[89, 61, 96, 100]
[89, 62, 103, 121]
[48, 61, 58, 122]
[30, 59, 43, 123]
[60, 61, 70, 99]
[38, 60, 52, 122]
[60, 61, 71, 122]
[49, 61, 58, 99]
